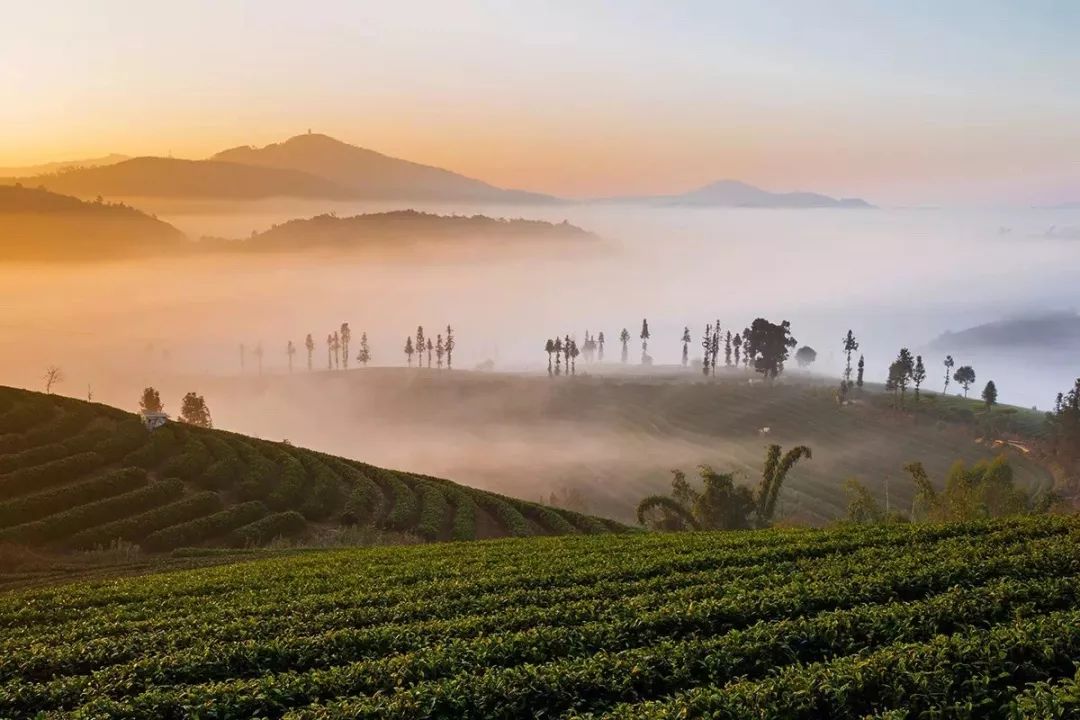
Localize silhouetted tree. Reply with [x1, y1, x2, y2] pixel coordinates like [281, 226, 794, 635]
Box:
[325, 333, 333, 370]
[710, 319, 720, 374]
[426, 338, 433, 368]
[563, 334, 572, 372]
[357, 332, 371, 366]
[305, 334, 315, 371]
[943, 355, 955, 395]
[597, 331, 605, 362]
[619, 328, 630, 364]
[180, 392, 212, 428]
[756, 444, 813, 523]
[340, 323, 351, 370]
[436, 334, 445, 368]
[842, 330, 859, 388]
[404, 337, 414, 367]
[1048, 377, 1080, 464]
[139, 387, 163, 413]
[982, 380, 998, 409]
[912, 355, 927, 401]
[795, 346, 817, 368]
[733, 332, 741, 366]
[954, 365, 976, 397]
[287, 340, 296, 373]
[741, 328, 752, 368]
[888, 348, 915, 408]
[857, 355, 865, 388]
[43, 366, 63, 394]
[415, 327, 425, 369]
[445, 325, 455, 369]
[725, 331, 733, 367]
[681, 327, 691, 367]
[701, 324, 712, 376]
[640, 319, 650, 364]
[545, 338, 555, 375]
[254, 342, 264, 376]
[570, 339, 579, 375]
[746, 318, 797, 380]
[554, 337, 563, 375]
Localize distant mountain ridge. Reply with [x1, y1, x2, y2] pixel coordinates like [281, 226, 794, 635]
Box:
[0, 154, 129, 178]
[601, 179, 874, 208]
[929, 312, 1080, 352]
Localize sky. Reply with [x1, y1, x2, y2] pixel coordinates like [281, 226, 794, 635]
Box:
[2, 1, 1079, 205]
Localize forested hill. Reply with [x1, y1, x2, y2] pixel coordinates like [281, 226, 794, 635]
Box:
[221, 210, 593, 251]
[0, 385, 624, 554]
[0, 185, 186, 261]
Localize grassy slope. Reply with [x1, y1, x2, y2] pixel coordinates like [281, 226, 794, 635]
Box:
[0, 385, 625, 558]
[185, 367, 1054, 527]
[1, 515, 1077, 717]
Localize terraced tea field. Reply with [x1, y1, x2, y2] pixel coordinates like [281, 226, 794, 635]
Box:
[1, 515, 1078, 718]
[0, 385, 622, 555]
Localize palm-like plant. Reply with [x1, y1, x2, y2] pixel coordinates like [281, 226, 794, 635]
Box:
[637, 444, 812, 531]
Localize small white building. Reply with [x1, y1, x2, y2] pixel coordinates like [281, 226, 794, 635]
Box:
[140, 411, 169, 431]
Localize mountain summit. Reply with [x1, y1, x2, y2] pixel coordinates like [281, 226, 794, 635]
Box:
[602, 179, 874, 208]
[211, 133, 555, 203]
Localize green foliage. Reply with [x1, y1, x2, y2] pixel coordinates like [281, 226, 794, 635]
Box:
[448, 488, 479, 541]
[0, 467, 148, 529]
[746, 318, 798, 379]
[475, 492, 532, 536]
[905, 456, 1040, 522]
[65, 491, 222, 549]
[230, 511, 307, 547]
[143, 500, 267, 551]
[414, 481, 450, 541]
[179, 392, 212, 428]
[0, 452, 103, 501]
[983, 379, 998, 408]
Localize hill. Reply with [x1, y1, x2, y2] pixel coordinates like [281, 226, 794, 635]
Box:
[1, 515, 1078, 717]
[162, 369, 1054, 527]
[0, 385, 623, 557]
[929, 312, 1080, 352]
[229, 209, 592, 252]
[0, 154, 128, 178]
[0, 184, 187, 260]
[602, 179, 874, 208]
[8, 156, 352, 201]
[212, 133, 556, 203]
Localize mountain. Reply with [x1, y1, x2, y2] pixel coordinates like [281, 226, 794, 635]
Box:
[5, 156, 352, 201]
[929, 312, 1080, 352]
[0, 384, 625, 556]
[0, 184, 186, 260]
[211, 133, 556, 203]
[0, 154, 128, 178]
[223, 209, 592, 252]
[602, 179, 874, 208]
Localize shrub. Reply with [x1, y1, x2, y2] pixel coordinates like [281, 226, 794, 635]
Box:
[414, 481, 450, 541]
[0, 467, 148, 529]
[143, 501, 268, 551]
[65, 491, 222, 549]
[230, 511, 307, 547]
[448, 489, 478, 541]
[0, 452, 103, 501]
[381, 472, 419, 532]
[475, 493, 531, 537]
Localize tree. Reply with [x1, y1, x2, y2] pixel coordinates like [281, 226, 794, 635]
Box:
[43, 366, 63, 394]
[701, 324, 712, 376]
[254, 342, 264, 376]
[179, 392, 212, 428]
[710, 319, 720, 374]
[305, 334, 315, 371]
[445, 325, 455, 369]
[636, 444, 811, 531]
[325, 333, 334, 370]
[331, 332, 340, 369]
[912, 355, 927, 401]
[426, 338, 434, 368]
[545, 338, 555, 375]
[725, 331, 733, 367]
[553, 337, 563, 375]
[357, 332, 371, 366]
[681, 327, 691, 367]
[953, 365, 976, 397]
[404, 337, 414, 367]
[597, 331, 605, 362]
[570, 339, 579, 375]
[436, 334, 445, 368]
[844, 478, 885, 524]
[842, 330, 859, 388]
[287, 340, 296, 373]
[619, 328, 630, 364]
[732, 332, 741, 366]
[139, 387, 163, 413]
[1048, 377, 1080, 464]
[741, 328, 752, 368]
[415, 327, 426, 369]
[888, 348, 915, 408]
[639, 319, 650, 364]
[905, 456, 1037, 522]
[563, 334, 572, 373]
[982, 380, 998, 409]
[745, 318, 797, 380]
[340, 323, 351, 370]
[943, 355, 955, 394]
[795, 346, 817, 369]
[856, 355, 865, 389]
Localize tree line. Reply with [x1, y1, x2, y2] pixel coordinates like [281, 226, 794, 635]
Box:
[404, 325, 455, 369]
[138, 387, 212, 428]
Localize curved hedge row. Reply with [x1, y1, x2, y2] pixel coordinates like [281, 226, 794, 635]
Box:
[229, 439, 279, 501]
[448, 488, 479, 541]
[333, 461, 384, 526]
[475, 493, 532, 537]
[0, 467, 148, 529]
[266, 447, 306, 511]
[517, 501, 579, 535]
[380, 472, 419, 532]
[0, 452, 103, 501]
[158, 435, 212, 485]
[0, 477, 184, 545]
[230, 511, 308, 547]
[65, 491, 222, 550]
[122, 427, 177, 469]
[293, 452, 345, 521]
[556, 508, 612, 534]
[0, 401, 54, 439]
[415, 481, 451, 541]
[143, 501, 268, 552]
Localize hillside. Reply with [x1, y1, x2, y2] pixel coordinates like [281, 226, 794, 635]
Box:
[2, 516, 1078, 717]
[0, 184, 187, 260]
[231, 209, 592, 252]
[212, 133, 556, 203]
[0, 154, 128, 178]
[929, 311, 1080, 352]
[602, 179, 874, 208]
[9, 156, 352, 201]
[0, 386, 623, 557]
[179, 369, 1053, 526]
